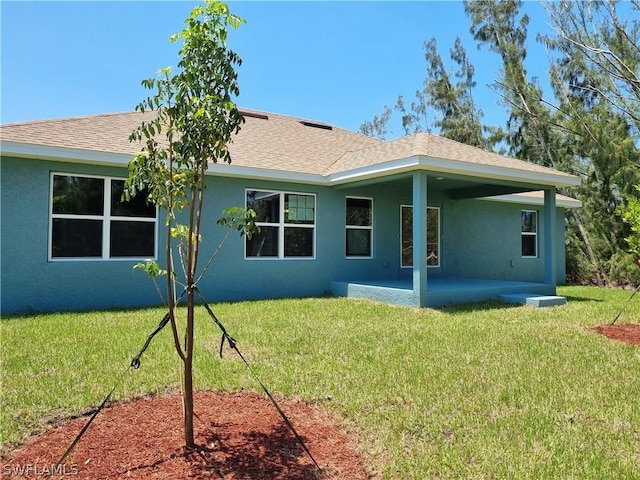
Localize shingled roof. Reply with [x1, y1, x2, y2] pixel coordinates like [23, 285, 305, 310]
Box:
[0, 109, 380, 173]
[0, 109, 580, 188]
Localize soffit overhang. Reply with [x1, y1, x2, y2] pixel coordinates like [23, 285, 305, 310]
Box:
[1, 141, 582, 197]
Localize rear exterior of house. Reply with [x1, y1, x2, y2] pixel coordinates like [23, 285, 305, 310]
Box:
[0, 110, 581, 314]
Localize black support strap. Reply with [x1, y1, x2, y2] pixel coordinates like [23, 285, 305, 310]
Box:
[53, 302, 181, 473]
[131, 312, 171, 368]
[53, 372, 128, 474]
[55, 286, 322, 475]
[195, 287, 322, 473]
[610, 283, 640, 326]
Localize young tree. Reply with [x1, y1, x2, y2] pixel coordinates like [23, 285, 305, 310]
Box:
[125, 1, 247, 448]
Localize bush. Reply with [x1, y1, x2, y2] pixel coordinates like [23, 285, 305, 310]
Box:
[606, 251, 640, 287]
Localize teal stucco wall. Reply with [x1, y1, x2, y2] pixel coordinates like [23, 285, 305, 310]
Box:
[193, 178, 406, 304]
[1, 155, 569, 314]
[1, 156, 162, 314]
[443, 197, 567, 284]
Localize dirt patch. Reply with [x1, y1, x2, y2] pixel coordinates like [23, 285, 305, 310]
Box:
[2, 391, 369, 479]
[591, 323, 640, 345]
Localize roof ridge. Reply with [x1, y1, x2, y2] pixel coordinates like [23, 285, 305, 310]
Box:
[0, 110, 144, 128]
[322, 150, 350, 175]
[236, 107, 380, 137]
[1, 107, 376, 139]
[321, 134, 401, 175]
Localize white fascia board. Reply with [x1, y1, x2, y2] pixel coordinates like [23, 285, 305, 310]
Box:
[0, 138, 367, 183]
[481, 193, 583, 209]
[1, 141, 131, 166]
[327, 156, 422, 185]
[417, 157, 582, 187]
[3, 140, 582, 190]
[206, 163, 327, 185]
[1, 141, 327, 185]
[328, 155, 582, 188]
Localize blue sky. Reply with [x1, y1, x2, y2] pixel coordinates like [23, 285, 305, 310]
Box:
[1, 1, 552, 138]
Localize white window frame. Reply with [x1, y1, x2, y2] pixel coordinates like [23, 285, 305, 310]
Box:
[345, 196, 373, 259]
[245, 189, 316, 260]
[400, 205, 440, 268]
[521, 209, 538, 258]
[49, 173, 158, 261]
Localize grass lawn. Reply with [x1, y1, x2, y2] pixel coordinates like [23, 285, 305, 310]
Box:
[1, 285, 639, 478]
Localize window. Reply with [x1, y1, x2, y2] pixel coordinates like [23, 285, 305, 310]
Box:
[401, 205, 440, 267]
[346, 197, 373, 257]
[245, 190, 315, 258]
[50, 174, 156, 260]
[521, 210, 538, 257]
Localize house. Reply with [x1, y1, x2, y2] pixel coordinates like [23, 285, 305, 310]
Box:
[0, 109, 581, 314]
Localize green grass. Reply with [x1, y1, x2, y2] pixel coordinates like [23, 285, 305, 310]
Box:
[1, 285, 639, 478]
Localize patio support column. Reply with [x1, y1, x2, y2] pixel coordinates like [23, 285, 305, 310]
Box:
[543, 187, 557, 288]
[413, 170, 428, 307]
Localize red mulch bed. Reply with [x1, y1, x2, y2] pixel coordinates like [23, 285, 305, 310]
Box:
[2, 391, 369, 479]
[591, 323, 640, 345]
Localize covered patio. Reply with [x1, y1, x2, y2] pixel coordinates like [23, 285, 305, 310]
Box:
[329, 164, 578, 308]
[330, 276, 565, 308]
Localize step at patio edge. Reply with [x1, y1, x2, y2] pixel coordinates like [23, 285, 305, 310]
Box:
[500, 293, 567, 307]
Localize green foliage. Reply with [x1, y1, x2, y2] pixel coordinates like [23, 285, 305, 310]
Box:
[463, 0, 640, 286]
[605, 250, 640, 286]
[564, 227, 594, 284]
[170, 224, 202, 245]
[466, 0, 559, 168]
[217, 206, 259, 239]
[543, 0, 640, 135]
[358, 33, 504, 150]
[422, 36, 500, 150]
[134, 259, 168, 279]
[125, 0, 245, 298]
[126, 1, 245, 214]
[541, 1, 640, 285]
[617, 184, 640, 261]
[394, 89, 430, 136]
[563, 105, 640, 285]
[358, 105, 393, 140]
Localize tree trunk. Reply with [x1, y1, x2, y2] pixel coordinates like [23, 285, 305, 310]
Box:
[183, 290, 195, 448]
[183, 357, 195, 448]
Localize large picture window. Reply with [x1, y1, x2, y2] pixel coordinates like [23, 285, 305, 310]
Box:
[521, 210, 538, 258]
[50, 174, 156, 260]
[245, 190, 315, 258]
[345, 197, 373, 257]
[401, 205, 440, 267]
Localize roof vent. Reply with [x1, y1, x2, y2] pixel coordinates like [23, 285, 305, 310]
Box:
[240, 111, 269, 120]
[300, 120, 333, 130]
